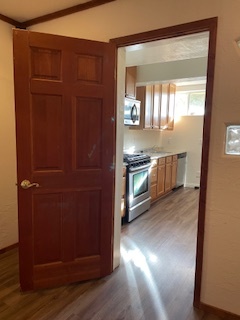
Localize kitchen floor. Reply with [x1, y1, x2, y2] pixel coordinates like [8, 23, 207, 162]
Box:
[0, 188, 238, 319]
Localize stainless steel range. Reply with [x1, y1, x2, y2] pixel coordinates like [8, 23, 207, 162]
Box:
[123, 153, 151, 222]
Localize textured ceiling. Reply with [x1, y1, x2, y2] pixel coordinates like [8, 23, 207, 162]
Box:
[125, 31, 209, 66]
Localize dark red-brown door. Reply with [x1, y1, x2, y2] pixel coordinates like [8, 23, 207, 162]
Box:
[13, 29, 116, 291]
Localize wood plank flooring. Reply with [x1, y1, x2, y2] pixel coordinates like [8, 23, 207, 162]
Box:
[0, 187, 238, 320]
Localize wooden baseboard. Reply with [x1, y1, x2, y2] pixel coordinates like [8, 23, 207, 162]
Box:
[0, 243, 18, 254]
[200, 302, 240, 319]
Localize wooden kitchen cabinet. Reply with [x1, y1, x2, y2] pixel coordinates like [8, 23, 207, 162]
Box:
[160, 83, 176, 130]
[164, 156, 172, 193]
[150, 154, 178, 204]
[165, 155, 178, 193]
[151, 156, 168, 202]
[136, 83, 176, 131]
[143, 85, 152, 129]
[152, 84, 161, 129]
[150, 159, 158, 202]
[121, 166, 126, 218]
[167, 83, 176, 130]
[136, 84, 161, 130]
[160, 83, 168, 130]
[125, 66, 137, 99]
[157, 157, 166, 197]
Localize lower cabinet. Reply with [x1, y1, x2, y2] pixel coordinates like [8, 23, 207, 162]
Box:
[165, 156, 172, 193]
[150, 159, 158, 202]
[121, 166, 126, 218]
[150, 154, 178, 203]
[157, 158, 166, 197]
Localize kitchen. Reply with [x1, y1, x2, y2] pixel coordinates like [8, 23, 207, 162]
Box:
[120, 31, 208, 223]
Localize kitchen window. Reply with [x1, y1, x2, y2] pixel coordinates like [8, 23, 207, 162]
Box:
[175, 90, 206, 117]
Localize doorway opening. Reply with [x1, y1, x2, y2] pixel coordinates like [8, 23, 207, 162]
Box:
[111, 17, 218, 308]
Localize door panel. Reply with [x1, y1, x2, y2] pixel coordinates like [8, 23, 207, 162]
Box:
[73, 97, 102, 168]
[32, 94, 64, 171]
[13, 29, 116, 291]
[75, 190, 101, 257]
[33, 193, 63, 264]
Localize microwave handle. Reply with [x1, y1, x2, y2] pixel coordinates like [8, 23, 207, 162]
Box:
[131, 104, 138, 123]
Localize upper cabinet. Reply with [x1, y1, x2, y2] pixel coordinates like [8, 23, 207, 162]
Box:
[136, 83, 176, 131]
[136, 84, 161, 130]
[160, 83, 168, 130]
[167, 83, 176, 130]
[125, 66, 137, 99]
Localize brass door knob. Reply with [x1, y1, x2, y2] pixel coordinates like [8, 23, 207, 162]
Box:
[20, 180, 40, 189]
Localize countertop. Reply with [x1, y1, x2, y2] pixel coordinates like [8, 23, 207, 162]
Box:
[147, 151, 186, 160]
[138, 149, 187, 160]
[123, 149, 187, 165]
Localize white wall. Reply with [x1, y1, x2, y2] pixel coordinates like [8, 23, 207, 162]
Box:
[1, 0, 240, 316]
[0, 21, 18, 249]
[123, 126, 161, 152]
[137, 57, 208, 85]
[161, 116, 204, 188]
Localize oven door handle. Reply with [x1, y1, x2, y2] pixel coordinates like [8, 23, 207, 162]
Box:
[130, 104, 138, 123]
[128, 163, 151, 172]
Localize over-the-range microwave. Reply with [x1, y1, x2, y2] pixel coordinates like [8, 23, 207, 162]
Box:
[124, 97, 141, 126]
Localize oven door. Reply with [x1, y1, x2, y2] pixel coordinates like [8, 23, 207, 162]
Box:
[128, 163, 151, 209]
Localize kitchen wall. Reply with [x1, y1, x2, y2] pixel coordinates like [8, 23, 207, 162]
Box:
[124, 115, 204, 188]
[1, 0, 240, 316]
[137, 57, 208, 85]
[123, 126, 161, 152]
[161, 116, 204, 188]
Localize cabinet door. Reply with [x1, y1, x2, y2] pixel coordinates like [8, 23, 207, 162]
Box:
[160, 83, 169, 129]
[157, 164, 165, 197]
[165, 157, 172, 193]
[167, 84, 176, 130]
[152, 84, 161, 129]
[144, 85, 153, 129]
[125, 66, 137, 98]
[150, 167, 157, 202]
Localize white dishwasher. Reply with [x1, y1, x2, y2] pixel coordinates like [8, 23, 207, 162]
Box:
[175, 152, 187, 188]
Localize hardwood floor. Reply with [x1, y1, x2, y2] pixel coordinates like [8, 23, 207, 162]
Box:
[0, 188, 238, 320]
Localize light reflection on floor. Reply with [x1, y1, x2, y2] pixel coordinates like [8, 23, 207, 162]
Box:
[121, 236, 169, 320]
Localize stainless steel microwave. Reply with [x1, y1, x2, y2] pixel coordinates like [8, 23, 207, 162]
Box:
[124, 98, 141, 126]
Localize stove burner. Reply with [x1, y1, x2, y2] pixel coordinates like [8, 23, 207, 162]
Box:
[124, 153, 149, 162]
[123, 153, 151, 169]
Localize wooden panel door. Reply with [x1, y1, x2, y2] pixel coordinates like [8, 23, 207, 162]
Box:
[13, 29, 116, 291]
